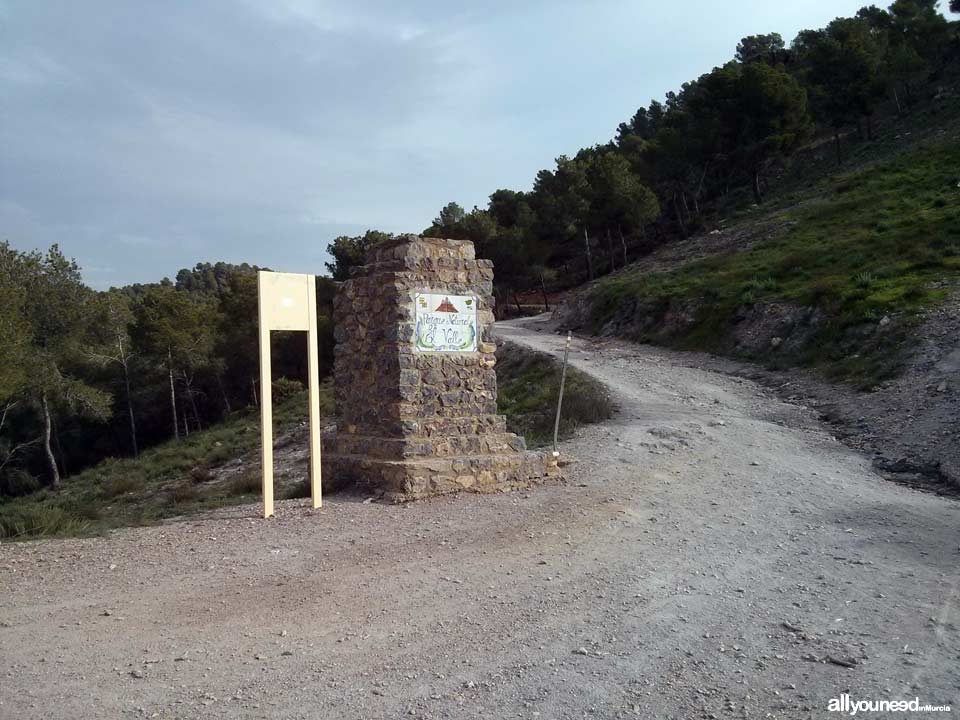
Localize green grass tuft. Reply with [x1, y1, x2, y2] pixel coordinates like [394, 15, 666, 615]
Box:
[0, 503, 91, 540]
[496, 342, 615, 447]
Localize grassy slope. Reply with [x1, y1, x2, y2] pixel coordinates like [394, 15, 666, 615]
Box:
[0, 387, 332, 540]
[1, 349, 613, 540]
[497, 343, 615, 447]
[590, 122, 960, 387]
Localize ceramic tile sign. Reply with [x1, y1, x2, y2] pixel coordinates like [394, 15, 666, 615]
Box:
[414, 292, 478, 352]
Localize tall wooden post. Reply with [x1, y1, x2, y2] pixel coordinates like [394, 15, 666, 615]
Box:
[306, 277, 322, 509]
[257, 271, 322, 518]
[258, 272, 275, 518]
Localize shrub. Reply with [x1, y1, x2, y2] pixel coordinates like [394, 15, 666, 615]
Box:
[206, 445, 232, 465]
[189, 465, 214, 484]
[272, 378, 305, 401]
[228, 472, 261, 496]
[283, 479, 311, 499]
[102, 473, 147, 498]
[807, 277, 843, 305]
[168, 483, 199, 504]
[0, 469, 41, 497]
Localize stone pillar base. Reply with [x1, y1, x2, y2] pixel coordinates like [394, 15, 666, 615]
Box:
[327, 235, 561, 502]
[323, 444, 560, 502]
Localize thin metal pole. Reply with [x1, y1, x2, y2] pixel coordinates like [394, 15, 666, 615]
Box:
[552, 332, 572, 457]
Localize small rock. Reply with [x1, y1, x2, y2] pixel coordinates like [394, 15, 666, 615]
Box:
[937, 381, 948, 393]
[130, 669, 145, 679]
[574, 647, 590, 655]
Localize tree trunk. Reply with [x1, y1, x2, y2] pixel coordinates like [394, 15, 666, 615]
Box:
[191, 394, 202, 431]
[184, 374, 203, 432]
[512, 291, 522, 316]
[680, 193, 692, 223]
[694, 162, 710, 214]
[618, 224, 628, 267]
[216, 373, 231, 416]
[583, 227, 594, 281]
[539, 272, 549, 311]
[52, 416, 67, 478]
[893, 86, 903, 116]
[121, 356, 138, 458]
[606, 228, 615, 273]
[0, 400, 12, 434]
[673, 195, 687, 237]
[752, 169, 764, 204]
[41, 392, 60, 489]
[182, 409, 190, 437]
[251, 376, 258, 409]
[168, 347, 179, 441]
[834, 130, 842, 166]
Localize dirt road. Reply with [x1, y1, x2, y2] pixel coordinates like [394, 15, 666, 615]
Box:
[2, 317, 958, 719]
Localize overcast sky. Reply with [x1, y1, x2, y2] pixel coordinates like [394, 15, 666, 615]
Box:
[2, 0, 873, 288]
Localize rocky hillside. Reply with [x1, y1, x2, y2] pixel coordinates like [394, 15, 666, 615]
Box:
[557, 108, 960, 490]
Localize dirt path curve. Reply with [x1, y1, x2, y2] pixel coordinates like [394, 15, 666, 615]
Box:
[2, 317, 958, 720]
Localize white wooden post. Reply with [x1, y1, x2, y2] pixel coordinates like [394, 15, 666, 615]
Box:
[306, 277, 322, 508]
[258, 272, 275, 518]
[257, 271, 323, 518]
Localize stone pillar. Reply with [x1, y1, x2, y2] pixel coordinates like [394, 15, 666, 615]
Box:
[323, 235, 557, 500]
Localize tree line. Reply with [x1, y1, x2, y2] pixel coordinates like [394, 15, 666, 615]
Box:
[328, 0, 958, 306]
[0, 244, 334, 496]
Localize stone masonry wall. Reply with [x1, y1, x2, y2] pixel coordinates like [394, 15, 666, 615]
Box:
[323, 235, 557, 499]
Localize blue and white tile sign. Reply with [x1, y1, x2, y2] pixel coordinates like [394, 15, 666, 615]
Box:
[414, 292, 478, 352]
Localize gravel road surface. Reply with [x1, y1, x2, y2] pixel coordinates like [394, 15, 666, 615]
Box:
[2, 316, 957, 719]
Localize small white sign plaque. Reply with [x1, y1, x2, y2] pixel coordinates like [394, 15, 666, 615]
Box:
[414, 292, 478, 352]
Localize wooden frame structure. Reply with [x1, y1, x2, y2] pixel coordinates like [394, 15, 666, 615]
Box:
[257, 271, 322, 517]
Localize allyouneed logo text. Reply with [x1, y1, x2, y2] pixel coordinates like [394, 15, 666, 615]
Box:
[829, 694, 951, 715]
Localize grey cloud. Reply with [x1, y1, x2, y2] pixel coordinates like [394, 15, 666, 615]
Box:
[0, 0, 868, 288]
